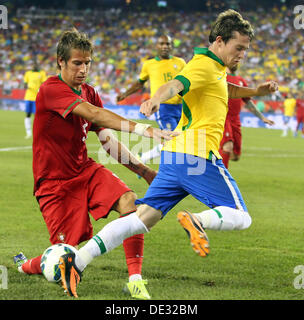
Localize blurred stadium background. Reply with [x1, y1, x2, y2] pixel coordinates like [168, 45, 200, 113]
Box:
[0, 0, 303, 130]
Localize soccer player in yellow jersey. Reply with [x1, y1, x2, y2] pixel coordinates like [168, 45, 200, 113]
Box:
[59, 10, 278, 298]
[23, 62, 47, 138]
[117, 35, 186, 163]
[282, 92, 296, 137]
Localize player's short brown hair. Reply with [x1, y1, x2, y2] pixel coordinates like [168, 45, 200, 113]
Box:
[209, 9, 254, 44]
[57, 28, 93, 69]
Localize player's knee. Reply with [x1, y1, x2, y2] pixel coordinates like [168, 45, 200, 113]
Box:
[114, 191, 137, 213]
[124, 190, 137, 202]
[136, 204, 162, 230]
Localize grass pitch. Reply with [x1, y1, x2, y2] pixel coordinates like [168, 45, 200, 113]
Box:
[0, 109, 303, 300]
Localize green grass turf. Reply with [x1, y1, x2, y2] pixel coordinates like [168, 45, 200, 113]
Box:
[0, 109, 303, 300]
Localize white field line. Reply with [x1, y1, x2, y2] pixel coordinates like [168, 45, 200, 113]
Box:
[245, 153, 303, 158]
[0, 146, 32, 152]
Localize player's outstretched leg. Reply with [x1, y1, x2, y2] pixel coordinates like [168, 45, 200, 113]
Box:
[59, 252, 82, 298]
[177, 210, 210, 257]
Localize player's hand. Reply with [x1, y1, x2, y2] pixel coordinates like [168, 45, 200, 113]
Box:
[256, 81, 278, 96]
[143, 126, 180, 142]
[140, 99, 160, 117]
[141, 167, 157, 185]
[263, 117, 275, 126]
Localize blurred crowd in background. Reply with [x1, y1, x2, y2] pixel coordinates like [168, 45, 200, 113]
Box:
[0, 3, 303, 106]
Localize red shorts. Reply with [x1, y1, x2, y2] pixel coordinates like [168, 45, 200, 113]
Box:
[220, 119, 242, 156]
[36, 164, 131, 246]
[297, 113, 304, 123]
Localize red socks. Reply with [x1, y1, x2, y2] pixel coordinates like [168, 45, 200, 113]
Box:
[120, 211, 144, 277]
[123, 234, 144, 277]
[21, 255, 42, 274]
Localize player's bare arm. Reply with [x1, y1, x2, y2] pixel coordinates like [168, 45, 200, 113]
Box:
[228, 80, 278, 99]
[245, 100, 275, 125]
[72, 101, 179, 141]
[117, 81, 144, 102]
[140, 79, 184, 117]
[98, 129, 157, 185]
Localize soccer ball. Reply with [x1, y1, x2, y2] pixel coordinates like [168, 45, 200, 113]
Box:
[40, 243, 77, 282]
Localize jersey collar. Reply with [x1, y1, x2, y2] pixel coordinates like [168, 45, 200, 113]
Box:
[194, 47, 225, 66]
[58, 73, 82, 96]
[155, 55, 173, 61]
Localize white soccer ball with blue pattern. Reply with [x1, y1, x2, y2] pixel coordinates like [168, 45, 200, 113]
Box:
[40, 243, 77, 282]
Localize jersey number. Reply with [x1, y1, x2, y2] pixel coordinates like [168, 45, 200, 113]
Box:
[163, 72, 173, 82]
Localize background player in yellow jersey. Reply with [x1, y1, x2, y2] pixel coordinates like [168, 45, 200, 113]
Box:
[117, 35, 186, 163]
[59, 10, 278, 298]
[281, 92, 296, 137]
[23, 61, 47, 138]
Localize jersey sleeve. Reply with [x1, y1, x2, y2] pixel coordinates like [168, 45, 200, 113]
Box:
[240, 77, 250, 103]
[139, 61, 149, 83]
[43, 82, 85, 118]
[174, 58, 208, 96]
[24, 71, 29, 84]
[89, 89, 105, 133]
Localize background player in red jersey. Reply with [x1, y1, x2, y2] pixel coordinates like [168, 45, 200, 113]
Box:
[294, 92, 304, 138]
[13, 29, 177, 300]
[219, 65, 275, 168]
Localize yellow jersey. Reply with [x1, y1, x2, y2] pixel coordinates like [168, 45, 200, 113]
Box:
[283, 98, 296, 117]
[24, 70, 47, 101]
[139, 55, 186, 105]
[163, 47, 228, 159]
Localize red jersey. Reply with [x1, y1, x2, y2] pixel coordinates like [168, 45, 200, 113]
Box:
[226, 73, 249, 122]
[33, 75, 103, 193]
[296, 99, 304, 117]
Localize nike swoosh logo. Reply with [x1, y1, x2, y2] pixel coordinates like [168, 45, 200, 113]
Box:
[217, 76, 224, 80]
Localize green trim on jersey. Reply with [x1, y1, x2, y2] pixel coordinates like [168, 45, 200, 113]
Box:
[138, 78, 147, 84]
[173, 75, 192, 130]
[58, 74, 82, 95]
[174, 75, 191, 96]
[208, 151, 213, 161]
[62, 99, 84, 117]
[154, 55, 173, 61]
[182, 99, 192, 131]
[194, 47, 225, 66]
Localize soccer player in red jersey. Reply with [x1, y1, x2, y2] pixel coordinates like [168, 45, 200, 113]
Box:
[295, 92, 304, 138]
[13, 29, 177, 299]
[219, 65, 274, 168]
